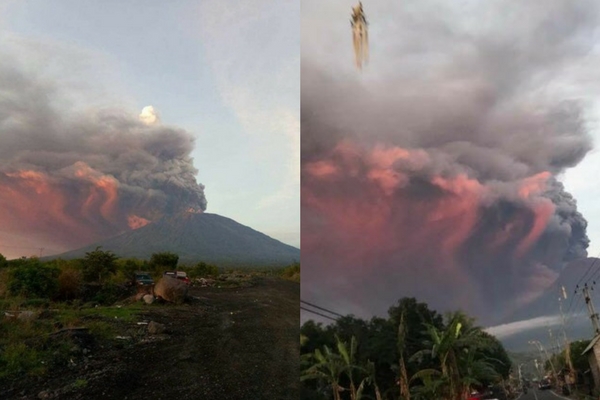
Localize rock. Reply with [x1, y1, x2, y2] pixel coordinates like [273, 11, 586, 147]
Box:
[147, 321, 166, 335]
[38, 390, 50, 399]
[135, 292, 145, 301]
[153, 277, 188, 304]
[17, 310, 38, 322]
[143, 294, 155, 304]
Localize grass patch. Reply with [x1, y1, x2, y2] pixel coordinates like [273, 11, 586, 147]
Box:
[0, 302, 144, 383]
[86, 320, 117, 340]
[56, 303, 142, 324]
[0, 342, 46, 379]
[72, 378, 88, 389]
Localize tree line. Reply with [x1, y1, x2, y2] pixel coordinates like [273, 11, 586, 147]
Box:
[0, 248, 220, 304]
[301, 298, 512, 400]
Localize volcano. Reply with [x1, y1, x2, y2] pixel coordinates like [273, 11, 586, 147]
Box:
[489, 257, 598, 351]
[49, 212, 300, 267]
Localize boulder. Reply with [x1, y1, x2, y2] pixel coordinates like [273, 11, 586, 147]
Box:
[143, 294, 155, 304]
[153, 277, 188, 304]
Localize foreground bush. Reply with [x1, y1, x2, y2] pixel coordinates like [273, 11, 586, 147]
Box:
[8, 260, 60, 299]
[57, 268, 83, 300]
[190, 262, 220, 278]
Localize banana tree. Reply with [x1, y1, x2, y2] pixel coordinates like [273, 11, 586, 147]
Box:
[336, 335, 382, 400]
[411, 315, 482, 400]
[301, 345, 347, 400]
[397, 310, 411, 400]
[409, 369, 445, 400]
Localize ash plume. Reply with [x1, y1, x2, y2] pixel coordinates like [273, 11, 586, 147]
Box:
[302, 0, 598, 325]
[0, 62, 207, 251]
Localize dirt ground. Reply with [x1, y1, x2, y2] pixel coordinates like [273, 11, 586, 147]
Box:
[2, 277, 299, 400]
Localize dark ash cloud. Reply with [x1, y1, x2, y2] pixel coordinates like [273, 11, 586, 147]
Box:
[0, 59, 207, 250]
[301, 0, 598, 325]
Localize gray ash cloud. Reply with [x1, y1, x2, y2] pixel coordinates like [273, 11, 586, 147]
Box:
[301, 0, 597, 324]
[0, 60, 207, 249]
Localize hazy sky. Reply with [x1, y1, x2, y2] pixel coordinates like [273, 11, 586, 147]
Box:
[0, 0, 299, 258]
[301, 0, 600, 327]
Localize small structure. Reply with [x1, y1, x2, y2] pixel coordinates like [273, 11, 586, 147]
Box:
[581, 334, 600, 388]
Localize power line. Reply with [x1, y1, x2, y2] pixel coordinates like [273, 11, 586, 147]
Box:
[300, 300, 345, 318]
[564, 254, 600, 319]
[301, 306, 338, 321]
[576, 257, 599, 288]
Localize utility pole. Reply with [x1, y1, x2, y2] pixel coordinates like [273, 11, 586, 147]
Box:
[529, 340, 557, 380]
[559, 290, 575, 387]
[580, 283, 600, 335]
[518, 363, 525, 387]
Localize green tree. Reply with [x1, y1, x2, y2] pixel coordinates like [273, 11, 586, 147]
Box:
[477, 331, 511, 380]
[116, 258, 147, 280]
[149, 252, 179, 272]
[192, 261, 219, 277]
[300, 299, 512, 400]
[82, 247, 118, 283]
[570, 339, 591, 373]
[8, 258, 60, 298]
[0, 253, 7, 269]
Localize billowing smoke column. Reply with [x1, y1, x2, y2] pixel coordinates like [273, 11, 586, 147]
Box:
[0, 63, 207, 251]
[302, 0, 597, 325]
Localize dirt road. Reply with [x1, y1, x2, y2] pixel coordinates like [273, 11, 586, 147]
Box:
[4, 277, 299, 400]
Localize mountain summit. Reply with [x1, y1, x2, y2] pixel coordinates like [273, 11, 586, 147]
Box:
[50, 212, 300, 266]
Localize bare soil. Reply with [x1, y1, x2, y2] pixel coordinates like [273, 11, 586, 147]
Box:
[2, 277, 299, 400]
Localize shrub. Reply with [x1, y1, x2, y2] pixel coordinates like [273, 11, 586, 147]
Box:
[0, 343, 45, 379]
[7, 260, 60, 299]
[57, 268, 83, 300]
[280, 263, 300, 282]
[191, 262, 220, 278]
[149, 252, 179, 272]
[91, 283, 130, 305]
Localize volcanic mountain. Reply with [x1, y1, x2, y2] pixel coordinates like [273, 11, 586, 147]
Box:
[490, 257, 598, 351]
[50, 212, 300, 267]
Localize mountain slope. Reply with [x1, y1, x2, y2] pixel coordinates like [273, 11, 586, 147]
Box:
[505, 258, 598, 323]
[495, 257, 599, 351]
[50, 212, 300, 266]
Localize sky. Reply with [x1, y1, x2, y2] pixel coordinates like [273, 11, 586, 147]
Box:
[0, 0, 300, 259]
[301, 0, 600, 331]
